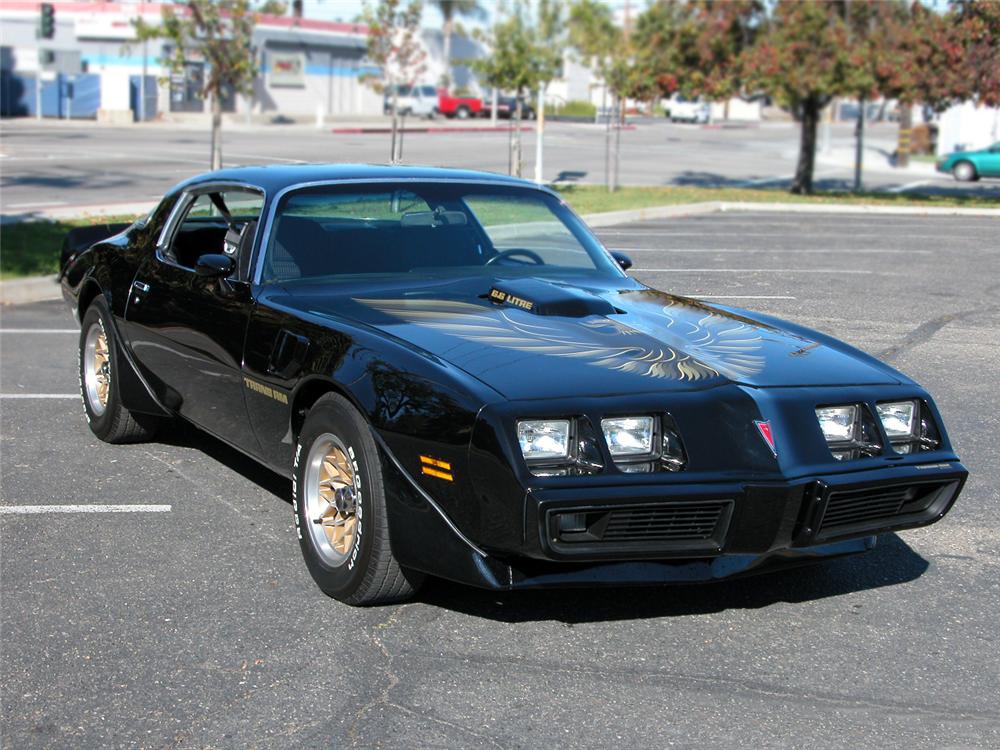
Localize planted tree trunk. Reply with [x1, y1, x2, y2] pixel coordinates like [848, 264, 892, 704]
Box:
[791, 96, 820, 195]
[210, 91, 223, 171]
[854, 96, 865, 191]
[513, 95, 523, 177]
[390, 90, 399, 164]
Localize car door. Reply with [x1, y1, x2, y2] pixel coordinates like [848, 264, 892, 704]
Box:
[124, 185, 264, 454]
[979, 142, 1000, 176]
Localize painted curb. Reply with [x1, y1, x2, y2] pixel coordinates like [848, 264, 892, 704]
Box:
[331, 125, 536, 135]
[0, 274, 61, 305]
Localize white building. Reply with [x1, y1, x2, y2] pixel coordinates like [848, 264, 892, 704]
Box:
[936, 102, 1000, 155]
[0, 0, 384, 121]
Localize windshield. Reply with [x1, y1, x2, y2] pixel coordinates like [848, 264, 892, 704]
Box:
[259, 183, 622, 284]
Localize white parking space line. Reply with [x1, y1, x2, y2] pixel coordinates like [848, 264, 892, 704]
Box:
[599, 231, 979, 240]
[687, 295, 797, 300]
[613, 248, 930, 254]
[0, 329, 78, 334]
[0, 504, 171, 514]
[0, 394, 78, 399]
[634, 268, 894, 274]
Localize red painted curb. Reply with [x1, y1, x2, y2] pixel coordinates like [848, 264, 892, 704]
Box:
[331, 125, 536, 135]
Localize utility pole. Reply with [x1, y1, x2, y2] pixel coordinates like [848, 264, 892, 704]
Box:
[534, 83, 545, 184]
[493, 0, 505, 127]
[896, 104, 912, 169]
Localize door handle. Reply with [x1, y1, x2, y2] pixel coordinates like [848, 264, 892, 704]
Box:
[131, 280, 150, 305]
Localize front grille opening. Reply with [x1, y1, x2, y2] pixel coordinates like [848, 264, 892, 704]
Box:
[816, 480, 957, 539]
[551, 500, 731, 546]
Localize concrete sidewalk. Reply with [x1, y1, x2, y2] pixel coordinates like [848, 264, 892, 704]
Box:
[816, 144, 939, 180]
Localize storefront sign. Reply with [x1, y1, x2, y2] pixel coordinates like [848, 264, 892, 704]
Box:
[269, 52, 306, 88]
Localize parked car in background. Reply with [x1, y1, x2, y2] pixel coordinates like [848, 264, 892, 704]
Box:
[482, 95, 536, 120]
[383, 84, 438, 118]
[936, 142, 1000, 181]
[436, 90, 483, 119]
[662, 94, 710, 124]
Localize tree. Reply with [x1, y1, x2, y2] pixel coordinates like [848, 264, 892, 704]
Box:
[949, 0, 1000, 107]
[361, 0, 428, 163]
[666, 0, 763, 113]
[429, 0, 485, 89]
[469, 0, 562, 177]
[569, 0, 662, 190]
[744, 1, 857, 194]
[135, 1, 258, 171]
[258, 0, 288, 15]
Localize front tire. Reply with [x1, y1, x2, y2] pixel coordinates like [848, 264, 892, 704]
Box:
[293, 393, 422, 605]
[456, 105, 470, 120]
[953, 160, 977, 182]
[79, 297, 159, 443]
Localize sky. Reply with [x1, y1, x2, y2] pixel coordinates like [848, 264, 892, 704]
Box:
[302, 0, 636, 25]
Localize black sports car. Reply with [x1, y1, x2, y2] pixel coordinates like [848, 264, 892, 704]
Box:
[61, 165, 967, 605]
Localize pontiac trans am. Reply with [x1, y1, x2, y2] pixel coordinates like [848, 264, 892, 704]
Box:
[60, 165, 967, 605]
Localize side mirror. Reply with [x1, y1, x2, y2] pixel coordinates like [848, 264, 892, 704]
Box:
[195, 253, 236, 278]
[610, 251, 633, 271]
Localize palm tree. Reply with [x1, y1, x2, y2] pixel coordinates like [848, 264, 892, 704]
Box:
[430, 0, 485, 89]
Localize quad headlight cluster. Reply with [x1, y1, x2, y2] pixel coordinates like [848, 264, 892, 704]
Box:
[815, 399, 939, 460]
[517, 415, 686, 476]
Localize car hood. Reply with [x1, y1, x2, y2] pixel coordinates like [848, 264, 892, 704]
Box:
[278, 276, 900, 400]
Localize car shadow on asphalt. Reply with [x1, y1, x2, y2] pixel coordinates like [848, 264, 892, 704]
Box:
[155, 420, 292, 501]
[416, 534, 930, 624]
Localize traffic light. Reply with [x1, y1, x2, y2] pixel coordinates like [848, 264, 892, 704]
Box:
[40, 3, 55, 39]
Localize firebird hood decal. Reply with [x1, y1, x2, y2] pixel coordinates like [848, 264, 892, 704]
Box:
[357, 297, 764, 383]
[274, 277, 899, 399]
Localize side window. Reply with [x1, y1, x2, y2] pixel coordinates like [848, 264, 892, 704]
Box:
[164, 188, 263, 278]
[421, 86, 437, 97]
[262, 190, 435, 283]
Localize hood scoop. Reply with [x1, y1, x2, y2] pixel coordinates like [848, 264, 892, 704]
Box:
[487, 279, 618, 318]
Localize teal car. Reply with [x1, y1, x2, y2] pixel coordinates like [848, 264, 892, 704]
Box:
[936, 142, 1000, 181]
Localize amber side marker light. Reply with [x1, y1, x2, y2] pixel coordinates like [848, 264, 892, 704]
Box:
[420, 455, 453, 481]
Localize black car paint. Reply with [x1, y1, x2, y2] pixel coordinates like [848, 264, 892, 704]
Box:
[61, 165, 968, 591]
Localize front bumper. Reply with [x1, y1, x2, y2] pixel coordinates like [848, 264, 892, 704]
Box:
[383, 448, 966, 590]
[528, 461, 965, 563]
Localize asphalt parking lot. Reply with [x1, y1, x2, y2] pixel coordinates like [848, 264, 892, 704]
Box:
[2, 211, 999, 748]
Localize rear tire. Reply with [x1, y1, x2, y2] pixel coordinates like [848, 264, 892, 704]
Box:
[293, 393, 423, 605]
[456, 105, 470, 120]
[79, 297, 159, 444]
[953, 160, 977, 182]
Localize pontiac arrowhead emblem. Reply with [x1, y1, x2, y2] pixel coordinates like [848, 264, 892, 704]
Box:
[755, 420, 777, 457]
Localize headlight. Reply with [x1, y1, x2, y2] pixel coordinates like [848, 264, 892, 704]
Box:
[517, 419, 570, 461]
[816, 405, 858, 442]
[876, 400, 917, 438]
[601, 417, 654, 457]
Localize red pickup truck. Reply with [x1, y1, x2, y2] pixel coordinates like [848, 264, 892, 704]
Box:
[436, 90, 483, 119]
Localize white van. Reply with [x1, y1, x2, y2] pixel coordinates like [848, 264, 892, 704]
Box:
[383, 85, 438, 118]
[662, 94, 710, 124]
